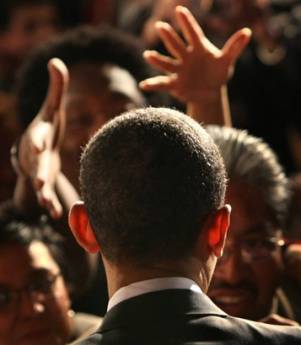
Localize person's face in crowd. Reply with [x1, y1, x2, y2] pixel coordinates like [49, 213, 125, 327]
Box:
[208, 180, 285, 321]
[62, 63, 145, 188]
[2, 3, 59, 60]
[142, 0, 212, 48]
[0, 241, 72, 345]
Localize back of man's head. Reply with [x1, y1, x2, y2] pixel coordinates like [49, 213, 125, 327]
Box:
[80, 107, 227, 265]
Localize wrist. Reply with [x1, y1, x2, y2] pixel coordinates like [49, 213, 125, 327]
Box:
[187, 86, 224, 104]
[187, 86, 231, 127]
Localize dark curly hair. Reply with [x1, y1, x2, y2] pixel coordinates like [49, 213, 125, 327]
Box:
[0, 204, 71, 285]
[16, 25, 165, 128]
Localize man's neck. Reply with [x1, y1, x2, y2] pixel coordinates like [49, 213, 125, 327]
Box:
[102, 256, 211, 298]
[107, 277, 203, 311]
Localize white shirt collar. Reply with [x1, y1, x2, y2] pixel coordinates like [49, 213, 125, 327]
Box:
[107, 277, 202, 311]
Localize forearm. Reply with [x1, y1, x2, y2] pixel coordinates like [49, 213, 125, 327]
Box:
[55, 172, 80, 212]
[186, 86, 232, 127]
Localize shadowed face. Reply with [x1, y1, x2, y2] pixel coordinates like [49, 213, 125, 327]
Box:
[208, 181, 284, 321]
[3, 4, 59, 59]
[0, 241, 72, 345]
[62, 63, 145, 188]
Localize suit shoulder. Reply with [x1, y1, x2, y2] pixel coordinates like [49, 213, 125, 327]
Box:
[215, 315, 301, 344]
[70, 315, 301, 345]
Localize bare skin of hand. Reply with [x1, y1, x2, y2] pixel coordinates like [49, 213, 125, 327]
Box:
[260, 313, 299, 327]
[140, 6, 251, 100]
[140, 6, 251, 126]
[18, 58, 69, 218]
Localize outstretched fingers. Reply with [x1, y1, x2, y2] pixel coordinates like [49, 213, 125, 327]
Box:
[37, 184, 63, 219]
[222, 28, 252, 65]
[143, 50, 180, 74]
[43, 58, 69, 121]
[139, 75, 177, 92]
[155, 21, 187, 60]
[175, 6, 205, 49]
[46, 58, 69, 149]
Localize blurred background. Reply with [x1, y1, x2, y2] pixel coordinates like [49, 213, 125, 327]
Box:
[1, 0, 301, 320]
[1, 0, 301, 203]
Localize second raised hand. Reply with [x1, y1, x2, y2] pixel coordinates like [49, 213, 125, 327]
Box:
[139, 6, 251, 103]
[18, 58, 69, 218]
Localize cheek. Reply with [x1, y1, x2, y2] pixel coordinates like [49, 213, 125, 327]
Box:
[251, 257, 283, 298]
[62, 127, 85, 152]
[53, 285, 70, 310]
[63, 117, 107, 152]
[0, 313, 15, 344]
[46, 285, 72, 340]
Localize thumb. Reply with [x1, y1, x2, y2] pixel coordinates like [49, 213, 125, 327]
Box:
[42, 58, 69, 122]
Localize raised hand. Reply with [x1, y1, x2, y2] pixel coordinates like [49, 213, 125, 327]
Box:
[140, 6, 251, 126]
[17, 58, 69, 218]
[140, 5, 251, 100]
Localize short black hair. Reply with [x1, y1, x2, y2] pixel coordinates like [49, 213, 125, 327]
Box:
[0, 205, 70, 283]
[206, 125, 290, 230]
[80, 107, 227, 265]
[16, 25, 162, 128]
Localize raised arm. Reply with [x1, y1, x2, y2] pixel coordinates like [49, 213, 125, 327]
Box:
[13, 58, 76, 218]
[140, 6, 251, 127]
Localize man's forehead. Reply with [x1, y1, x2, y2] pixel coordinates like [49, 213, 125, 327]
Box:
[69, 62, 145, 106]
[0, 240, 56, 264]
[28, 241, 59, 269]
[0, 241, 59, 286]
[226, 180, 281, 237]
[102, 64, 145, 104]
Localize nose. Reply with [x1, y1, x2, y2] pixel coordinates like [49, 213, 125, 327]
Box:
[215, 250, 248, 285]
[18, 290, 45, 318]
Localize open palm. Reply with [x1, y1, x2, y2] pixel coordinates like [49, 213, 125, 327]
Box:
[140, 6, 251, 103]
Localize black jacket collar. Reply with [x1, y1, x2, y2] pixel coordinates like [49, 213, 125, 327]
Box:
[100, 289, 227, 333]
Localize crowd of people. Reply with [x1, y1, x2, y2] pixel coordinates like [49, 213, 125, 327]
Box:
[1, 0, 301, 344]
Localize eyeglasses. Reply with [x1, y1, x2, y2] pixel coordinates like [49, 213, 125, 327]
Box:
[216, 237, 285, 267]
[0, 272, 61, 313]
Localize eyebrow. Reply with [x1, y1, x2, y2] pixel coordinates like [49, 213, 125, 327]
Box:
[0, 270, 51, 291]
[29, 268, 57, 279]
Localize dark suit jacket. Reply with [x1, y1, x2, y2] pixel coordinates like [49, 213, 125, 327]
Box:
[69, 312, 102, 343]
[73, 289, 301, 344]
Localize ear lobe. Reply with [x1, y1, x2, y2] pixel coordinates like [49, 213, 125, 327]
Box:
[207, 205, 231, 257]
[68, 201, 100, 253]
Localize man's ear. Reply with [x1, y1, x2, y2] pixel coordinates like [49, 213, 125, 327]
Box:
[205, 205, 231, 258]
[68, 201, 100, 253]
